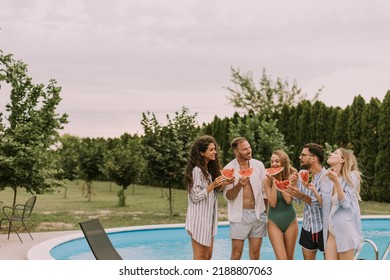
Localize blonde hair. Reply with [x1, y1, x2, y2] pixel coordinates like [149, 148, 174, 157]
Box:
[339, 148, 361, 201]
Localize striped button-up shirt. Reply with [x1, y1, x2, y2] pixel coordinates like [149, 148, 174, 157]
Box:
[185, 166, 219, 246]
[298, 167, 326, 234]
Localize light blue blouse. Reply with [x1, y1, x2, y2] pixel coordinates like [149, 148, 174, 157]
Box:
[321, 172, 363, 252]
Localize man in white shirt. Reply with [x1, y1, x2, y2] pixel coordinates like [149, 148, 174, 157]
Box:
[223, 137, 268, 260]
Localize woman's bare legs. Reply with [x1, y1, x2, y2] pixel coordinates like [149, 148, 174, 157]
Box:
[191, 238, 214, 260]
[339, 249, 355, 260]
[325, 232, 338, 260]
[268, 220, 298, 260]
[284, 219, 298, 260]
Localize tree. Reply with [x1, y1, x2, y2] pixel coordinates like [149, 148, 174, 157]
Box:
[310, 101, 329, 145]
[275, 104, 295, 146]
[227, 113, 290, 167]
[360, 98, 381, 200]
[105, 135, 145, 207]
[373, 91, 390, 202]
[0, 50, 68, 207]
[78, 138, 105, 202]
[326, 106, 342, 145]
[55, 134, 81, 181]
[288, 100, 312, 167]
[141, 106, 198, 215]
[226, 67, 321, 117]
[54, 134, 81, 198]
[202, 115, 231, 165]
[334, 106, 350, 147]
[347, 95, 366, 156]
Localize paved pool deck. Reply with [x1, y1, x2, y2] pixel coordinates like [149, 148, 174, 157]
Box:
[0, 230, 78, 260]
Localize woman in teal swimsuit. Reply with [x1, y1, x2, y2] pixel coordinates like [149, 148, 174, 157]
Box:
[263, 150, 298, 260]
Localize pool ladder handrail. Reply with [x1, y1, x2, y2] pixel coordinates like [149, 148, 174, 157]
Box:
[382, 242, 390, 260]
[354, 239, 379, 260]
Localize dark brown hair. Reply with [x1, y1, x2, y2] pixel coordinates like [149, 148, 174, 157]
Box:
[303, 143, 325, 164]
[185, 135, 222, 191]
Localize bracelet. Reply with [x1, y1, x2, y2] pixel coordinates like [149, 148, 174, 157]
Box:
[300, 193, 305, 199]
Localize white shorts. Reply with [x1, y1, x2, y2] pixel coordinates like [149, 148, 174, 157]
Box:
[230, 209, 268, 240]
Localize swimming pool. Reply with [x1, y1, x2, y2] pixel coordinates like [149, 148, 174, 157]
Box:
[43, 217, 390, 260]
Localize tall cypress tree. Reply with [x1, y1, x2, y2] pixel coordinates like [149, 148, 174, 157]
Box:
[298, 101, 313, 144]
[334, 106, 350, 147]
[347, 95, 366, 157]
[373, 91, 390, 202]
[310, 101, 328, 145]
[359, 97, 381, 200]
[276, 104, 295, 147]
[289, 100, 312, 166]
[203, 115, 231, 165]
[326, 106, 341, 145]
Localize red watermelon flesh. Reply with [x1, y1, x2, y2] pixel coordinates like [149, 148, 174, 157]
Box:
[238, 168, 254, 177]
[220, 168, 234, 179]
[300, 170, 309, 183]
[274, 179, 290, 192]
[266, 166, 284, 176]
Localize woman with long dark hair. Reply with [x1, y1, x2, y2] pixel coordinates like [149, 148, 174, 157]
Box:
[184, 135, 232, 259]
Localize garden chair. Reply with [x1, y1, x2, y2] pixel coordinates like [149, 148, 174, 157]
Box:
[0, 195, 37, 243]
[79, 218, 123, 260]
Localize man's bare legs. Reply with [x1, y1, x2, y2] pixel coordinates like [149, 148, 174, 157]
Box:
[230, 237, 262, 260]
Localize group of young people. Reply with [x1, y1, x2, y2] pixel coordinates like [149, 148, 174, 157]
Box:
[184, 135, 363, 260]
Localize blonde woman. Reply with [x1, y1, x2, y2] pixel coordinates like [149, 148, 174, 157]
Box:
[263, 150, 298, 260]
[322, 148, 363, 260]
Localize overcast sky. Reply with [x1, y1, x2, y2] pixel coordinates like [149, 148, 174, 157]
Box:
[1, 0, 389, 138]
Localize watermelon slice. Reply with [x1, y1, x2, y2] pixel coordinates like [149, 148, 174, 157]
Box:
[300, 170, 309, 184]
[266, 166, 284, 176]
[238, 168, 254, 177]
[220, 168, 234, 179]
[274, 179, 290, 192]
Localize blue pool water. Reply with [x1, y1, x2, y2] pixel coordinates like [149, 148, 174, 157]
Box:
[51, 218, 390, 260]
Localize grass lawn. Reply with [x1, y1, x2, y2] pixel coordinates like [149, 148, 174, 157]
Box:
[0, 179, 389, 233]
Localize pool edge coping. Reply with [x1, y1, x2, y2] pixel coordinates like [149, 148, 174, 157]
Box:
[27, 215, 390, 260]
